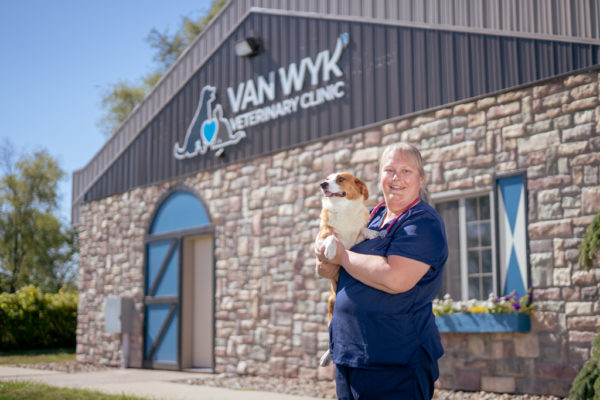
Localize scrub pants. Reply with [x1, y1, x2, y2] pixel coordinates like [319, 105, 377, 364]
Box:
[334, 348, 438, 400]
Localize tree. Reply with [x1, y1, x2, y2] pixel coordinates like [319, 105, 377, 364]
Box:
[0, 144, 77, 293]
[97, 81, 147, 136]
[97, 0, 227, 137]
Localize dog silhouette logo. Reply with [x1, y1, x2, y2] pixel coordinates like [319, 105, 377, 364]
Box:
[174, 85, 246, 159]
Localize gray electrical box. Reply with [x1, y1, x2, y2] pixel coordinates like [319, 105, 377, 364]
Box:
[104, 296, 133, 333]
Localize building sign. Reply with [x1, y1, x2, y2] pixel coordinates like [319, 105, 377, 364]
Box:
[174, 85, 246, 159]
[174, 33, 349, 160]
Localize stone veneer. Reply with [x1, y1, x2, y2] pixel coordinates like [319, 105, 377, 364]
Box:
[76, 68, 600, 397]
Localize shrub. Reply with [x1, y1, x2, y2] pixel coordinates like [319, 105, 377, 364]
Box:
[570, 331, 600, 400]
[579, 210, 600, 271]
[0, 285, 77, 351]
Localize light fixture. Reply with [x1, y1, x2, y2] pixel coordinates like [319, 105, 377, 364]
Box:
[234, 37, 260, 57]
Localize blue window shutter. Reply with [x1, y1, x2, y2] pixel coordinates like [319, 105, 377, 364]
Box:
[497, 174, 528, 297]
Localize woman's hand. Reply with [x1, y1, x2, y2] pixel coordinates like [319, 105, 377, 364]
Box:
[314, 236, 345, 279]
[314, 235, 347, 265]
[315, 259, 340, 280]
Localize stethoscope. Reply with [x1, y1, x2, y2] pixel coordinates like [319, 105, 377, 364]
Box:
[370, 197, 420, 239]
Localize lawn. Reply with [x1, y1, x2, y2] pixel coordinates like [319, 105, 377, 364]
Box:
[0, 381, 147, 400]
[0, 348, 75, 365]
[0, 349, 146, 400]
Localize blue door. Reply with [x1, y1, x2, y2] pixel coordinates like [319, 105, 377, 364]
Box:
[144, 238, 180, 368]
[143, 190, 211, 370]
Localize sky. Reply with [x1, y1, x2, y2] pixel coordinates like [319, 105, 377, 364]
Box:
[0, 0, 213, 223]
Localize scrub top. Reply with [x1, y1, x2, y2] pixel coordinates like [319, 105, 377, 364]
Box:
[329, 199, 448, 369]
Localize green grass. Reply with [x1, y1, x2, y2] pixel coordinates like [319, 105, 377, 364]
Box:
[0, 349, 149, 399]
[0, 381, 147, 400]
[0, 348, 76, 365]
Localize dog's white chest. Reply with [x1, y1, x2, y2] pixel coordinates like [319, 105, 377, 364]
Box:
[323, 197, 367, 249]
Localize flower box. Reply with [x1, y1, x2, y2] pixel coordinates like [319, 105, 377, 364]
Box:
[435, 313, 531, 333]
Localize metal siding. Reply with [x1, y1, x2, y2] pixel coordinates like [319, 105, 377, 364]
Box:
[386, 25, 400, 120]
[362, 24, 376, 124]
[398, 0, 411, 21]
[271, 16, 285, 150]
[339, 21, 354, 134]
[520, 39, 538, 83]
[575, 43, 592, 68]
[373, 24, 387, 122]
[349, 22, 364, 128]
[439, 31, 456, 105]
[470, 34, 487, 97]
[80, 11, 600, 205]
[398, 27, 414, 115]
[593, 0, 600, 38]
[295, 17, 308, 146]
[412, 29, 427, 111]
[501, 38, 517, 88]
[308, 17, 320, 143]
[72, 0, 600, 223]
[455, 33, 472, 100]
[555, 41, 574, 72]
[425, 29, 441, 109]
[439, 0, 451, 26]
[486, 36, 504, 93]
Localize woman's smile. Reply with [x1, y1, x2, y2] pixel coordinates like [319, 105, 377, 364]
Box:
[380, 155, 423, 214]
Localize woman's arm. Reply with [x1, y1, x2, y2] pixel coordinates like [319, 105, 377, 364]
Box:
[315, 237, 430, 294]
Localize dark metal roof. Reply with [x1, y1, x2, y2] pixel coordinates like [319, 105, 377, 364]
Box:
[72, 0, 600, 223]
[81, 11, 600, 204]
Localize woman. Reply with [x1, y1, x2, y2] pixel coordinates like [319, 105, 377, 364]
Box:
[315, 142, 448, 400]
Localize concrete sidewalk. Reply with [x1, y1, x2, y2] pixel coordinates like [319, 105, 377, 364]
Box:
[0, 366, 323, 400]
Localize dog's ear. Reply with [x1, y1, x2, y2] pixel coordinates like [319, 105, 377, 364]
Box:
[355, 178, 369, 200]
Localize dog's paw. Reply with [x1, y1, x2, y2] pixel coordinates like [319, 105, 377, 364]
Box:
[323, 236, 337, 260]
[319, 349, 332, 367]
[362, 228, 379, 240]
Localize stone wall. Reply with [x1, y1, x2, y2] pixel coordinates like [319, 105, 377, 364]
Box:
[76, 68, 600, 396]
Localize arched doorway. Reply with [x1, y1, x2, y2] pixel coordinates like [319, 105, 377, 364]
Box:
[143, 189, 214, 370]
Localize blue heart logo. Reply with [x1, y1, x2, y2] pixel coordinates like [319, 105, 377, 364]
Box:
[202, 120, 217, 144]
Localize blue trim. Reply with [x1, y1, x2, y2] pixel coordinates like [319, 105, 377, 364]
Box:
[436, 313, 531, 333]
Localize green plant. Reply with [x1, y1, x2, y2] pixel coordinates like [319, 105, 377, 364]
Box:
[570, 331, 600, 400]
[0, 285, 77, 351]
[579, 210, 600, 271]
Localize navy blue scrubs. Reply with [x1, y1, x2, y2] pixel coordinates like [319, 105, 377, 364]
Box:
[329, 200, 448, 400]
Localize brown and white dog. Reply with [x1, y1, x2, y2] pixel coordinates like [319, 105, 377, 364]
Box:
[316, 172, 377, 366]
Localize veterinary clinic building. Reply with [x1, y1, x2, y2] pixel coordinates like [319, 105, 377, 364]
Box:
[73, 1, 600, 396]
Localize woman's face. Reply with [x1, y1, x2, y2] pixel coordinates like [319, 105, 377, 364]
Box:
[380, 151, 424, 213]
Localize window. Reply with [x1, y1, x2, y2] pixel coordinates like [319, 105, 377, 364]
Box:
[434, 193, 497, 301]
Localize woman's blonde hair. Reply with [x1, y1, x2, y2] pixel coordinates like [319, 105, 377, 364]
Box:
[379, 142, 428, 199]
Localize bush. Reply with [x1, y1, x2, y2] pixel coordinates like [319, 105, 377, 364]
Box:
[0, 285, 77, 351]
[570, 331, 600, 400]
[579, 210, 600, 271]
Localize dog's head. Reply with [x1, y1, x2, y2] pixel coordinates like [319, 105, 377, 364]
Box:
[320, 172, 369, 201]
